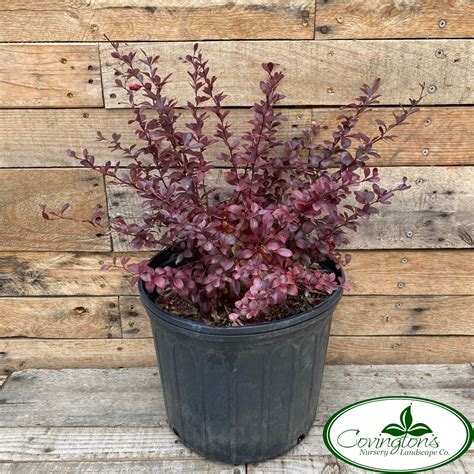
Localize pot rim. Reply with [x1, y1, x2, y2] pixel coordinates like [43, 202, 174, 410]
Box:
[138, 249, 344, 336]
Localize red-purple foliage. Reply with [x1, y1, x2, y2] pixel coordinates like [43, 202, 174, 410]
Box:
[42, 42, 424, 325]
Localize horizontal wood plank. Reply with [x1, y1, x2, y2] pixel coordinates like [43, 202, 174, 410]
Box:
[0, 426, 236, 462]
[0, 461, 243, 473]
[0, 252, 132, 297]
[347, 250, 474, 295]
[101, 40, 474, 107]
[0, 44, 102, 108]
[249, 454, 474, 473]
[2, 107, 472, 168]
[0, 365, 471, 469]
[347, 166, 474, 249]
[108, 167, 474, 250]
[0, 169, 110, 252]
[0, 250, 472, 296]
[0, 368, 166, 428]
[328, 336, 474, 364]
[0, 365, 471, 428]
[0, 108, 311, 168]
[334, 296, 474, 336]
[1, 336, 472, 374]
[0, 297, 120, 339]
[119, 295, 474, 338]
[0, 339, 157, 375]
[311, 106, 474, 166]
[0, 1, 314, 41]
[315, 0, 474, 39]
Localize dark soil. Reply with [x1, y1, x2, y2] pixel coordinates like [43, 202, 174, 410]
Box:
[153, 286, 331, 327]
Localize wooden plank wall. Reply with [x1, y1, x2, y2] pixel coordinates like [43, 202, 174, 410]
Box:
[0, 1, 472, 374]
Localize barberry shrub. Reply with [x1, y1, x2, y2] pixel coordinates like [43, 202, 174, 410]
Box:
[42, 42, 424, 325]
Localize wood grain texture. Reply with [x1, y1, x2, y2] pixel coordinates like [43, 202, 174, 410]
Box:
[334, 296, 474, 336]
[249, 454, 474, 473]
[0, 44, 102, 108]
[119, 295, 474, 338]
[0, 339, 157, 375]
[1, 335, 472, 373]
[311, 106, 474, 166]
[0, 426, 244, 472]
[315, 0, 474, 39]
[0, 1, 314, 41]
[0, 461, 244, 473]
[0, 365, 471, 469]
[347, 166, 474, 249]
[0, 368, 166, 428]
[0, 169, 110, 252]
[0, 427, 228, 463]
[0, 108, 311, 168]
[328, 336, 474, 364]
[1, 365, 471, 427]
[0, 252, 136, 297]
[0, 297, 120, 339]
[0, 250, 472, 297]
[108, 167, 474, 250]
[120, 296, 151, 338]
[101, 40, 474, 107]
[2, 107, 471, 168]
[347, 250, 474, 295]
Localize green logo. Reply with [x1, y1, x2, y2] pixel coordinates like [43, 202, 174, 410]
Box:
[323, 396, 473, 473]
[382, 405, 432, 438]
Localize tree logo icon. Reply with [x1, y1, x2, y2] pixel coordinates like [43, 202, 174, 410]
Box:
[382, 405, 433, 437]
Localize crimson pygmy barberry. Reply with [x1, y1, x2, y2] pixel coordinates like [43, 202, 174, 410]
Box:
[42, 42, 424, 325]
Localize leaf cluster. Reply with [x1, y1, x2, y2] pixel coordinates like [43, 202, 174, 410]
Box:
[43, 43, 424, 324]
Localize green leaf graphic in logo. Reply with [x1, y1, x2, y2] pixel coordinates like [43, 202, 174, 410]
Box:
[382, 405, 433, 437]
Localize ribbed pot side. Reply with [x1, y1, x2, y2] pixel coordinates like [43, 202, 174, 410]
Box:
[139, 250, 343, 465]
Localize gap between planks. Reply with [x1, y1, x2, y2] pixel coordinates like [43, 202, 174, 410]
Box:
[1, 336, 473, 374]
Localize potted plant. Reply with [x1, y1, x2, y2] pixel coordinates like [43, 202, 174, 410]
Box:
[42, 42, 424, 465]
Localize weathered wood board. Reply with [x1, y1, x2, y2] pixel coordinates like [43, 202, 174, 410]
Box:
[248, 454, 474, 473]
[0, 108, 311, 168]
[2, 107, 472, 168]
[347, 166, 474, 249]
[1, 366, 471, 428]
[101, 40, 474, 107]
[0, 169, 110, 252]
[0, 250, 472, 297]
[0, 460, 243, 473]
[0, 365, 471, 472]
[1, 336, 472, 373]
[334, 295, 474, 336]
[0, 44, 102, 108]
[0, 3, 473, 379]
[0, 297, 120, 339]
[311, 106, 474, 166]
[328, 336, 474, 365]
[0, 1, 314, 41]
[314, 0, 474, 39]
[119, 295, 474, 338]
[107, 167, 474, 250]
[0, 252, 133, 297]
[0, 339, 157, 375]
[348, 250, 474, 295]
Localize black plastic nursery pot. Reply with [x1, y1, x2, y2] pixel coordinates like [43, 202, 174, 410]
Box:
[139, 249, 344, 465]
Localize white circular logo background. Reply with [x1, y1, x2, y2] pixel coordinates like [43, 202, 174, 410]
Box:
[323, 396, 472, 472]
